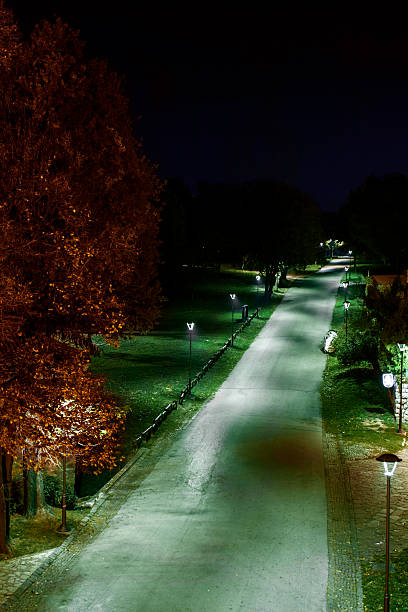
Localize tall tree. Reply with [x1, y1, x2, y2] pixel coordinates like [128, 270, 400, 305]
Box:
[0, 6, 162, 552]
[340, 174, 408, 269]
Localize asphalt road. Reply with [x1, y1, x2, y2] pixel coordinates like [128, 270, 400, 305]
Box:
[39, 261, 346, 612]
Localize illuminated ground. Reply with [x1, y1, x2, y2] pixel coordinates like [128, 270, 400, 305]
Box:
[26, 261, 345, 611]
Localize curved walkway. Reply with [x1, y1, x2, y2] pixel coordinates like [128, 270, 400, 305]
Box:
[2, 261, 360, 611]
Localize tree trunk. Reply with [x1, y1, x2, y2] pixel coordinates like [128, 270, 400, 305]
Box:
[280, 267, 288, 284]
[0, 452, 12, 554]
[25, 469, 54, 518]
[74, 459, 83, 497]
[264, 266, 275, 300]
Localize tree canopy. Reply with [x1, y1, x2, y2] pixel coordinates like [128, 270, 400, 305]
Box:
[340, 173, 408, 268]
[0, 2, 163, 551]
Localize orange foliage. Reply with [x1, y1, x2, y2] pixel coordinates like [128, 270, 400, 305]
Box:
[0, 5, 162, 470]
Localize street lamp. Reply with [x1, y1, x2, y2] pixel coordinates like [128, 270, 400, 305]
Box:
[344, 266, 349, 283]
[341, 281, 348, 299]
[343, 300, 350, 342]
[382, 373, 396, 419]
[56, 453, 71, 534]
[187, 322, 194, 393]
[230, 293, 236, 346]
[375, 452, 402, 612]
[397, 343, 406, 435]
[255, 275, 261, 317]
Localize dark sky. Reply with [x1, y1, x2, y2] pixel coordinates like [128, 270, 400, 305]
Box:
[6, 1, 408, 210]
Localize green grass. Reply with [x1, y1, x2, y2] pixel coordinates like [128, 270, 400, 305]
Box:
[361, 549, 408, 611]
[84, 266, 288, 494]
[8, 508, 90, 558]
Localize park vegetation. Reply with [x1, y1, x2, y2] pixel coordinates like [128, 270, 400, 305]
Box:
[0, 2, 161, 553]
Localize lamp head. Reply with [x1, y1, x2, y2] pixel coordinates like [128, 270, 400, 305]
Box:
[343, 300, 350, 310]
[230, 293, 236, 300]
[256, 275, 261, 281]
[186, 322, 194, 331]
[344, 266, 349, 272]
[398, 342, 407, 352]
[382, 373, 395, 389]
[376, 453, 402, 477]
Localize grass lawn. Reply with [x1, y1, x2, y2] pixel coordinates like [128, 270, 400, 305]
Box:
[361, 548, 408, 612]
[8, 508, 90, 558]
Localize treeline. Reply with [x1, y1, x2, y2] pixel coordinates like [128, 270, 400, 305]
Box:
[339, 173, 408, 271]
[161, 178, 324, 296]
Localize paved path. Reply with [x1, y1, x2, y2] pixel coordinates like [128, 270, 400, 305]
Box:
[2, 261, 347, 611]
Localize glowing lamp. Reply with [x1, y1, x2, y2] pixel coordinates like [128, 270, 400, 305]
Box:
[344, 266, 349, 272]
[349, 250, 352, 255]
[187, 322, 194, 331]
[343, 300, 350, 311]
[376, 452, 402, 477]
[397, 343, 406, 352]
[382, 373, 395, 389]
[324, 330, 337, 353]
[376, 452, 402, 609]
[256, 275, 261, 281]
[230, 293, 236, 300]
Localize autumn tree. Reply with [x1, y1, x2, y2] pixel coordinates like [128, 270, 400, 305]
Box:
[0, 5, 162, 552]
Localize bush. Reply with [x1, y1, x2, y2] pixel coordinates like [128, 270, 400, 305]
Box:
[43, 474, 77, 510]
[336, 330, 379, 370]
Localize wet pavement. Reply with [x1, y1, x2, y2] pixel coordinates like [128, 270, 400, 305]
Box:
[1, 261, 367, 611]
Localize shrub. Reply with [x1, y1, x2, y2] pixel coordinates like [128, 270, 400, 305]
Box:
[336, 330, 379, 371]
[43, 474, 77, 510]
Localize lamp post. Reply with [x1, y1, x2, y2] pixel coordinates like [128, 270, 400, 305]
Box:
[341, 281, 348, 299]
[56, 454, 70, 534]
[397, 343, 406, 435]
[343, 300, 350, 342]
[375, 453, 402, 612]
[230, 293, 236, 346]
[187, 322, 194, 393]
[255, 275, 261, 317]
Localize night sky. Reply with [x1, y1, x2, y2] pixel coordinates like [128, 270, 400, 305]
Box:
[6, 1, 408, 210]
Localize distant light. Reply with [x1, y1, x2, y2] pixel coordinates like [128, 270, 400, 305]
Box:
[343, 300, 350, 310]
[376, 452, 402, 477]
[187, 322, 194, 331]
[256, 275, 261, 281]
[382, 373, 395, 388]
[320, 242, 324, 247]
[349, 250, 352, 255]
[344, 266, 349, 272]
[230, 293, 236, 300]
